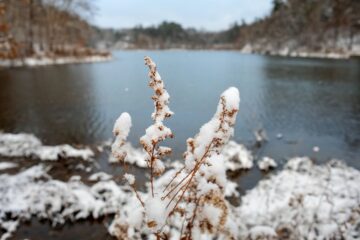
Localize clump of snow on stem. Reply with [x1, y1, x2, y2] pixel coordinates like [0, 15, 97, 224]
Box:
[0, 133, 94, 161]
[144, 196, 168, 230]
[183, 87, 240, 171]
[111, 112, 132, 162]
[109, 142, 148, 167]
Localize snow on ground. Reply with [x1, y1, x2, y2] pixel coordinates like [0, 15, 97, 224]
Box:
[0, 133, 94, 161]
[0, 157, 360, 239]
[1, 133, 359, 239]
[0, 165, 132, 240]
[108, 157, 360, 239]
[0, 162, 18, 170]
[88, 171, 113, 181]
[222, 140, 254, 170]
[237, 157, 360, 239]
[257, 156, 277, 171]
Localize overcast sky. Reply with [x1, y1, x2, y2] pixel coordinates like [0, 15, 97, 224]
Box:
[94, 0, 273, 31]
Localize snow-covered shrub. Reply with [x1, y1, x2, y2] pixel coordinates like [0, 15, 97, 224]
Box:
[110, 56, 240, 239]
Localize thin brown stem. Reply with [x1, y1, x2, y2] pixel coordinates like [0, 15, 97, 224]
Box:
[164, 140, 214, 210]
[130, 184, 145, 207]
[162, 166, 185, 193]
[184, 197, 200, 239]
[148, 142, 158, 198]
[162, 168, 192, 200]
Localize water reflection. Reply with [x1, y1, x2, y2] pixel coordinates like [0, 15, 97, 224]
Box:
[0, 65, 105, 144]
[260, 56, 360, 165]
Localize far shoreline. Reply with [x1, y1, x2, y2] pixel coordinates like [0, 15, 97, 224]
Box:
[1, 48, 357, 69]
[113, 48, 359, 60]
[0, 54, 112, 68]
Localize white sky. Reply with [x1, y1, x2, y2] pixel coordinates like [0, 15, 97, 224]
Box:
[94, 0, 273, 31]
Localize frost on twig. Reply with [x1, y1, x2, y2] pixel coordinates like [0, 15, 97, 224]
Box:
[140, 56, 174, 197]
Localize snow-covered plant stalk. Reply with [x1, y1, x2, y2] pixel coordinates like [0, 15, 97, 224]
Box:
[160, 87, 240, 239]
[111, 56, 240, 240]
[140, 56, 174, 197]
[111, 111, 146, 207]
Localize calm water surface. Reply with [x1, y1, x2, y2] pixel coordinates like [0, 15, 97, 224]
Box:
[0, 50, 359, 167]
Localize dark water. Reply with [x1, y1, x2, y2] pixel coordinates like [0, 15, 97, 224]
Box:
[0, 50, 360, 167]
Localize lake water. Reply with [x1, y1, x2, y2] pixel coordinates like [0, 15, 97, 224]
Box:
[0, 50, 359, 168]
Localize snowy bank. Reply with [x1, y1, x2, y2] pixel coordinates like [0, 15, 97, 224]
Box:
[237, 157, 360, 239]
[0, 55, 112, 68]
[108, 157, 360, 239]
[0, 157, 360, 239]
[0, 162, 17, 170]
[0, 165, 133, 240]
[0, 133, 94, 161]
[241, 41, 360, 60]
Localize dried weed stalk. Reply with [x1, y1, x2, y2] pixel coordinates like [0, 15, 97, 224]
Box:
[111, 56, 240, 240]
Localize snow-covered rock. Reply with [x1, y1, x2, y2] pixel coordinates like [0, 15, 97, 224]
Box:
[88, 172, 113, 181]
[222, 140, 254, 170]
[257, 157, 277, 171]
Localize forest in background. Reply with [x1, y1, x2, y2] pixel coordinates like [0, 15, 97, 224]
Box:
[237, 0, 360, 56]
[0, 0, 359, 60]
[97, 0, 360, 57]
[0, 0, 109, 60]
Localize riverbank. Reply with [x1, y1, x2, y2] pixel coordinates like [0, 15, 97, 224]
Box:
[111, 45, 360, 60]
[0, 133, 359, 239]
[0, 54, 112, 68]
[239, 41, 360, 60]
